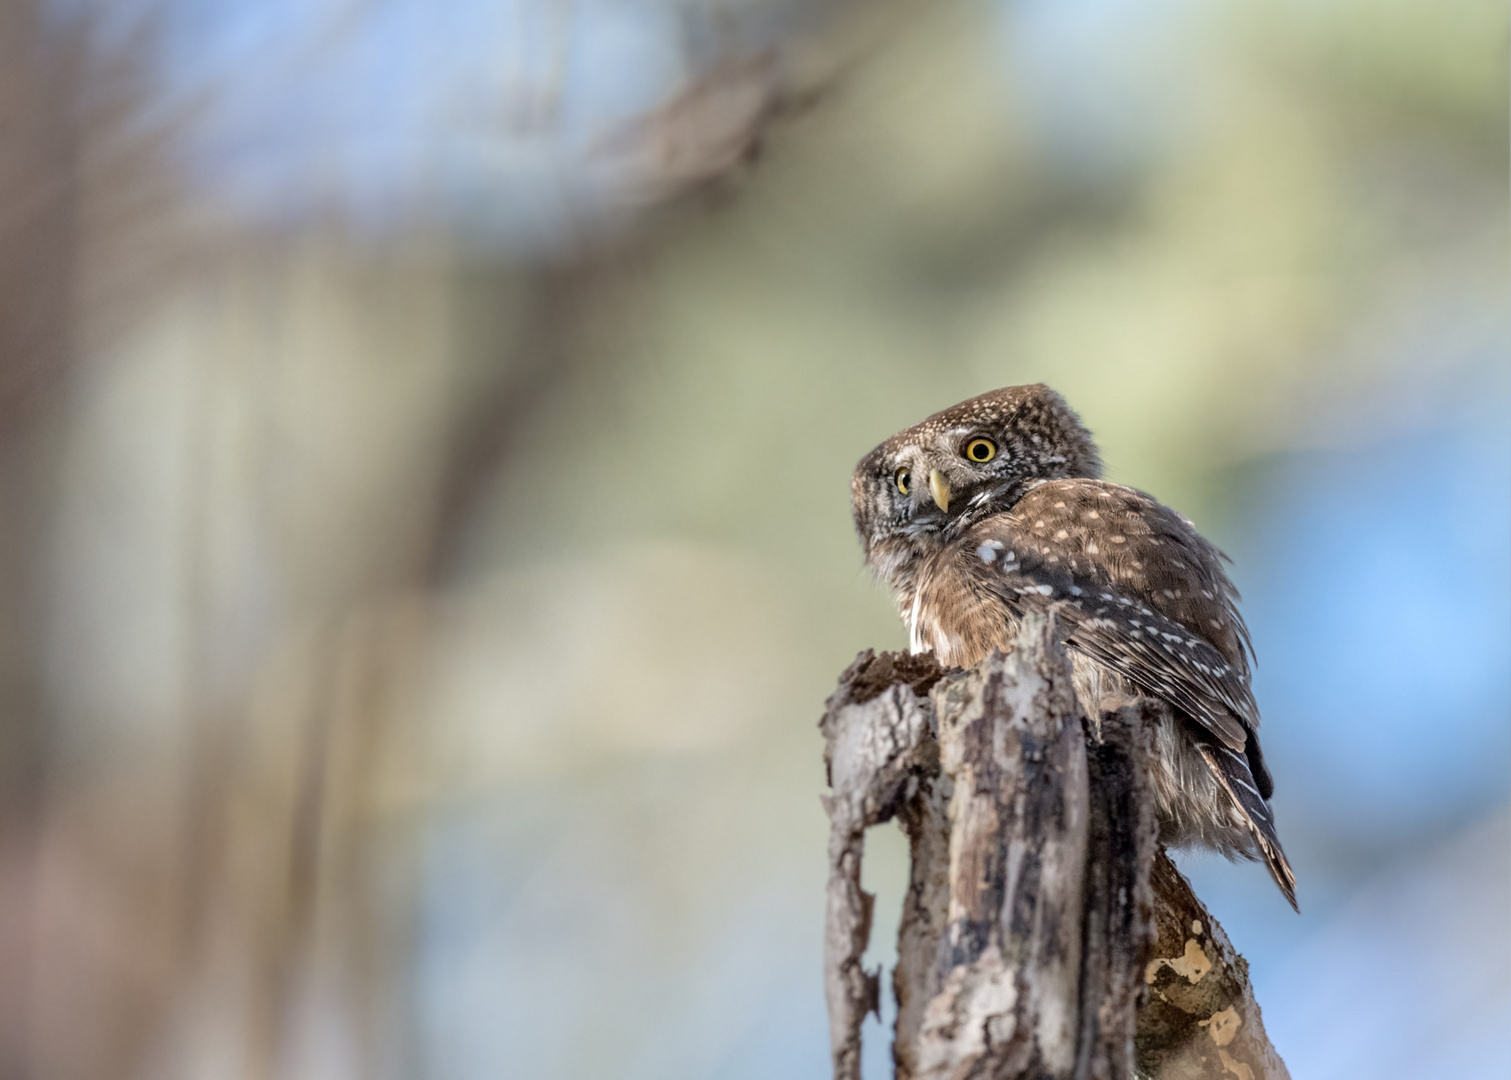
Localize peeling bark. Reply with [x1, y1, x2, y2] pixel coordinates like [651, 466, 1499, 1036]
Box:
[821, 650, 945, 1080]
[1135, 856, 1290, 1080]
[916, 617, 1088, 1080]
[820, 615, 1288, 1080]
[892, 763, 951, 1079]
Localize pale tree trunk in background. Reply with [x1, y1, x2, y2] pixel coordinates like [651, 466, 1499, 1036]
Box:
[821, 615, 1289, 1080]
[0, 4, 87, 1074]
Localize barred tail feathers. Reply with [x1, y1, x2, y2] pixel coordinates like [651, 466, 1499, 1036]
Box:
[1196, 741, 1298, 911]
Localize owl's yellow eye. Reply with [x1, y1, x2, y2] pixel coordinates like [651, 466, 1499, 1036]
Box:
[895, 468, 911, 495]
[964, 438, 997, 463]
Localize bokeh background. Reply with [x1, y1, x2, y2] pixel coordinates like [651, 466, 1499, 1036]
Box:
[0, 0, 1506, 1077]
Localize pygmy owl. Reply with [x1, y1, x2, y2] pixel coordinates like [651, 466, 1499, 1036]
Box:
[851, 384, 1296, 908]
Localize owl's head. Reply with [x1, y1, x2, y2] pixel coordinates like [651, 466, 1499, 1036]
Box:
[851, 384, 1101, 587]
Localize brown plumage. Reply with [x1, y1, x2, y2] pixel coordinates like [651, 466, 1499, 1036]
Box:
[852, 385, 1297, 909]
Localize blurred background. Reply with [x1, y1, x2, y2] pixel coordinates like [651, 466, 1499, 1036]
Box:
[0, 0, 1505, 1077]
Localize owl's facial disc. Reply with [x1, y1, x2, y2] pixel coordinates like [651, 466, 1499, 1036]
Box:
[853, 384, 1104, 590]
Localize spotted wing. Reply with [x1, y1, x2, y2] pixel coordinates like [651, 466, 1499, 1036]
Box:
[964, 479, 1259, 752]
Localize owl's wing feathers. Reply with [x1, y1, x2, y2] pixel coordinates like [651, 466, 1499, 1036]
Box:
[965, 479, 1260, 752]
[1196, 741, 1298, 909]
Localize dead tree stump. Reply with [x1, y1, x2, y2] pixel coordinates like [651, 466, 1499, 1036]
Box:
[820, 614, 1289, 1080]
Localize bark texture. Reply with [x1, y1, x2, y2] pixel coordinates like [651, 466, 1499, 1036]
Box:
[1135, 856, 1291, 1080]
[820, 614, 1288, 1080]
[914, 617, 1089, 1080]
[821, 650, 946, 1080]
[1076, 701, 1160, 1080]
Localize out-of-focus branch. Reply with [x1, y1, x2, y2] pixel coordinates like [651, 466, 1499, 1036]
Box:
[422, 266, 583, 582]
[0, 4, 105, 1074]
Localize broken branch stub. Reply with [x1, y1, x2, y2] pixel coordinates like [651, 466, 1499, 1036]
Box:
[1136, 855, 1291, 1080]
[914, 616, 1089, 1080]
[819, 614, 1289, 1080]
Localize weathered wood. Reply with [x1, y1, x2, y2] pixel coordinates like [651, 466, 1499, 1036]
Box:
[892, 758, 952, 1079]
[1136, 856, 1291, 1080]
[820, 614, 1289, 1080]
[915, 616, 1089, 1080]
[1075, 702, 1160, 1080]
[821, 650, 945, 1080]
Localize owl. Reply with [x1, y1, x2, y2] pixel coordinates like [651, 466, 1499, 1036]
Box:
[851, 384, 1296, 908]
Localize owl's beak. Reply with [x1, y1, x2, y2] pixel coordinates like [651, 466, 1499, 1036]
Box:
[928, 469, 951, 512]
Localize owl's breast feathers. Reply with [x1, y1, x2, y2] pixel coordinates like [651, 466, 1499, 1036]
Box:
[911, 478, 1259, 755]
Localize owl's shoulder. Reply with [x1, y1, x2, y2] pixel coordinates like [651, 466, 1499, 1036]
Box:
[999, 479, 1228, 574]
[1005, 478, 1174, 527]
[964, 478, 1254, 676]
